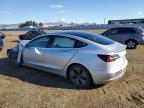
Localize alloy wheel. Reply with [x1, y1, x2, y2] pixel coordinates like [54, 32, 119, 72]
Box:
[68, 65, 92, 88]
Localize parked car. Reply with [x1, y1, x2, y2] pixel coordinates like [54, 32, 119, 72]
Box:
[101, 26, 144, 49]
[0, 32, 5, 51]
[7, 31, 128, 88]
[19, 30, 47, 40]
[0, 31, 5, 39]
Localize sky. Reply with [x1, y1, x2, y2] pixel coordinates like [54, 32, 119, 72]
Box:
[0, 0, 144, 24]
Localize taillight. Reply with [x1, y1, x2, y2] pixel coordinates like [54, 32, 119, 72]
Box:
[97, 54, 120, 62]
[142, 32, 144, 39]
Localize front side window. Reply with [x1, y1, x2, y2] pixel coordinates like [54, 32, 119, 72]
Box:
[51, 37, 76, 48]
[105, 28, 118, 35]
[27, 36, 50, 48]
[27, 31, 33, 35]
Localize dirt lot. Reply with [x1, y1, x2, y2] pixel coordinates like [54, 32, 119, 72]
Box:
[0, 30, 144, 108]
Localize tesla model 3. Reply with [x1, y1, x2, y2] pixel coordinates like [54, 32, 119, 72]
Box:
[7, 31, 128, 88]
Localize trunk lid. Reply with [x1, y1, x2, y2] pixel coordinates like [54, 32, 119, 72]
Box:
[97, 42, 127, 67]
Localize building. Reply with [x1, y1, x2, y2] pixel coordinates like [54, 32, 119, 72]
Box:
[108, 18, 144, 24]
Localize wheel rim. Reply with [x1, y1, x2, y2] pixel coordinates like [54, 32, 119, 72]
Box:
[127, 41, 136, 48]
[69, 67, 89, 87]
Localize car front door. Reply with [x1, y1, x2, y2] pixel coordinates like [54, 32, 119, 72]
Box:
[43, 36, 79, 73]
[23, 36, 50, 68]
[103, 28, 120, 42]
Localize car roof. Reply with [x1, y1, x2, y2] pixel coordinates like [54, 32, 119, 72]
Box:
[28, 30, 46, 33]
[109, 26, 141, 29]
[49, 31, 95, 39]
[48, 31, 115, 45]
[52, 31, 97, 36]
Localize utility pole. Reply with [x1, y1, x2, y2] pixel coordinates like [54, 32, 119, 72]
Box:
[104, 18, 106, 24]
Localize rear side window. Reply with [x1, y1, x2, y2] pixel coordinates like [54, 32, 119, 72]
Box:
[76, 41, 88, 48]
[118, 28, 136, 34]
[32, 31, 39, 35]
[64, 32, 115, 45]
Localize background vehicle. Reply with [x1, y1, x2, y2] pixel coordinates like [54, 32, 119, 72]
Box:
[7, 31, 128, 88]
[101, 26, 144, 49]
[0, 32, 5, 50]
[19, 30, 47, 40]
[0, 32, 6, 39]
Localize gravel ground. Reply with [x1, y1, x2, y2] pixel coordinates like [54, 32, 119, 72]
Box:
[0, 31, 144, 108]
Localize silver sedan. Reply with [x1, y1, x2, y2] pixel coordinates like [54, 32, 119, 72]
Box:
[7, 31, 128, 88]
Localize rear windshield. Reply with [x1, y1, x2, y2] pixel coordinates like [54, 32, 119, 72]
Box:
[64, 32, 115, 45]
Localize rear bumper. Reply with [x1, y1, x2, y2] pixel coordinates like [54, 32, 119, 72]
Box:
[139, 40, 144, 45]
[92, 59, 128, 84]
[139, 42, 144, 45]
[93, 68, 126, 84]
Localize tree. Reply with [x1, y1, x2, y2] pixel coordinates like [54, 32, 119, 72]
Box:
[19, 21, 39, 28]
[39, 23, 43, 28]
[32, 21, 38, 27]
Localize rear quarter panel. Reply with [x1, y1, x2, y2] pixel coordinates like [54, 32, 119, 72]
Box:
[64, 47, 107, 78]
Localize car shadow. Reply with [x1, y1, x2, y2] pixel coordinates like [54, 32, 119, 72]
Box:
[0, 57, 104, 90]
[11, 40, 18, 43]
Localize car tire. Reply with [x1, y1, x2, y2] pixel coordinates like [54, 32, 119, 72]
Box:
[126, 40, 137, 49]
[67, 64, 93, 88]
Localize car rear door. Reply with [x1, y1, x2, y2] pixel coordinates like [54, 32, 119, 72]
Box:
[104, 28, 129, 43]
[23, 36, 50, 67]
[43, 36, 79, 72]
[115, 28, 137, 43]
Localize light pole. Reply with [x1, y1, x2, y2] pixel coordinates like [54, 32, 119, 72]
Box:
[104, 18, 106, 24]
